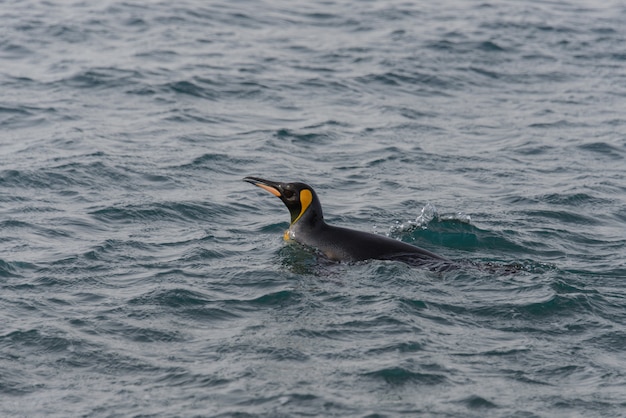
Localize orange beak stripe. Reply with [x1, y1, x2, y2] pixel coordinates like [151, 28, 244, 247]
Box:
[255, 183, 281, 197]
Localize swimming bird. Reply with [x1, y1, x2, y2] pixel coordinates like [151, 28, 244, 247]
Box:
[243, 176, 450, 267]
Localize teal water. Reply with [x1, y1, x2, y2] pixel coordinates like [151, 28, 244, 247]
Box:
[2, 0, 626, 416]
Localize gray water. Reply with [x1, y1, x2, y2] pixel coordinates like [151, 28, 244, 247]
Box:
[1, 0, 626, 416]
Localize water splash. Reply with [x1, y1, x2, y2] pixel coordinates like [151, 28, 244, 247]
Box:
[415, 202, 439, 228]
[388, 203, 471, 236]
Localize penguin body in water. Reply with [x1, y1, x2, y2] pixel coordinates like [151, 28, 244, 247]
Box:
[244, 177, 450, 267]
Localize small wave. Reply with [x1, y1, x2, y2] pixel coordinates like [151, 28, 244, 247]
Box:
[365, 340, 423, 355]
[0, 159, 132, 191]
[539, 192, 611, 206]
[89, 201, 222, 225]
[456, 395, 499, 410]
[166, 80, 217, 99]
[0, 41, 33, 58]
[578, 142, 624, 160]
[177, 152, 258, 175]
[524, 209, 602, 225]
[274, 128, 339, 145]
[0, 105, 51, 129]
[363, 366, 447, 386]
[129, 287, 241, 322]
[247, 290, 300, 307]
[356, 71, 455, 95]
[0, 259, 20, 278]
[426, 39, 509, 54]
[129, 287, 210, 308]
[61, 67, 143, 90]
[0, 328, 83, 356]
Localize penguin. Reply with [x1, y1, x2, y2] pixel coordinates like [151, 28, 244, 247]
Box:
[243, 176, 451, 268]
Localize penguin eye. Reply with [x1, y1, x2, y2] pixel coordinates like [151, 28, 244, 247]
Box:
[282, 189, 295, 199]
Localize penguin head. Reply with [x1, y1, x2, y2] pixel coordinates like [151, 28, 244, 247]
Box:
[244, 176, 323, 225]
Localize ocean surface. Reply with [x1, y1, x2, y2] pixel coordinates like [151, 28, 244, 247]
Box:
[1, 0, 626, 416]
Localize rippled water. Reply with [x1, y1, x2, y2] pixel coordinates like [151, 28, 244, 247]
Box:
[2, 0, 626, 416]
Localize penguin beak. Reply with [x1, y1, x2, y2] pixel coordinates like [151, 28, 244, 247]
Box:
[243, 176, 282, 197]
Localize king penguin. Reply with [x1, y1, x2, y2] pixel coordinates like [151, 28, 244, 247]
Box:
[243, 176, 450, 267]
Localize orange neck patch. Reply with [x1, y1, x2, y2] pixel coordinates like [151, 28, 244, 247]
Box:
[292, 189, 312, 224]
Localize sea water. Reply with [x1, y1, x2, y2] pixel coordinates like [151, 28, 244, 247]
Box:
[1, 0, 625, 416]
